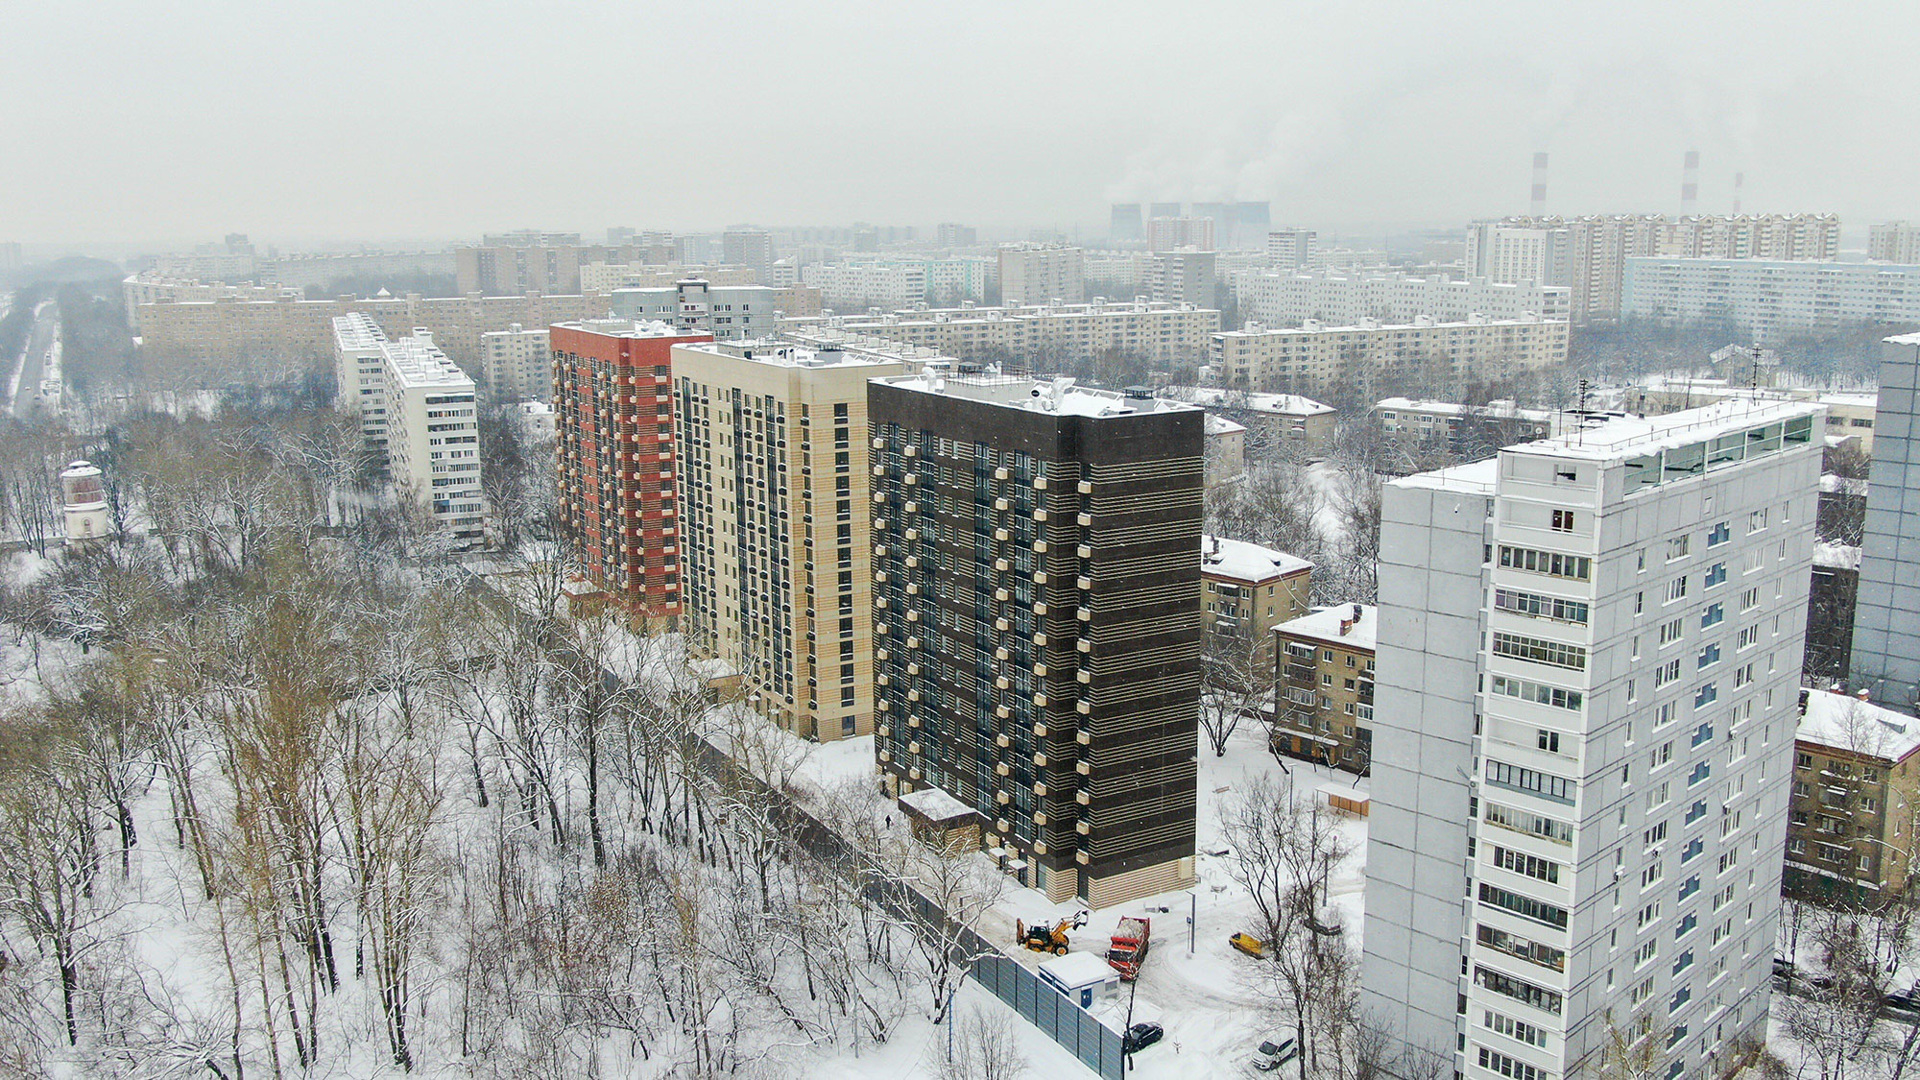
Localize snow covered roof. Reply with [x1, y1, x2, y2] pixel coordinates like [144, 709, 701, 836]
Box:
[1798, 690, 1920, 764]
[898, 785, 976, 824]
[1201, 534, 1311, 582]
[1513, 398, 1822, 464]
[1391, 457, 1499, 494]
[1036, 951, 1119, 989]
[874, 374, 1200, 419]
[1277, 604, 1376, 652]
[1820, 474, 1867, 496]
[1204, 413, 1246, 435]
[1163, 385, 1336, 417]
[1886, 331, 1920, 346]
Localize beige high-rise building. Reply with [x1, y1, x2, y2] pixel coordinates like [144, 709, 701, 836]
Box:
[998, 243, 1085, 305]
[1870, 222, 1920, 265]
[671, 339, 911, 742]
[478, 323, 551, 403]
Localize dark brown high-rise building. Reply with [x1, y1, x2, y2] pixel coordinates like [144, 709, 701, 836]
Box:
[868, 372, 1203, 907]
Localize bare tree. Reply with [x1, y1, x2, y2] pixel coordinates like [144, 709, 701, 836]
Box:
[936, 1003, 1028, 1080]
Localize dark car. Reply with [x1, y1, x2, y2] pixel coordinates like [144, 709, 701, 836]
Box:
[1123, 1022, 1164, 1053]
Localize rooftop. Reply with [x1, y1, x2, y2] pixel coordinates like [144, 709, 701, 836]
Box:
[1507, 397, 1823, 464]
[1217, 314, 1554, 338]
[1277, 603, 1376, 652]
[1391, 457, 1499, 494]
[1798, 690, 1920, 763]
[1204, 413, 1246, 436]
[874, 373, 1202, 419]
[331, 312, 387, 351]
[1377, 397, 1556, 423]
[552, 317, 703, 339]
[384, 332, 471, 390]
[677, 339, 912, 370]
[1164, 386, 1336, 417]
[1201, 534, 1312, 582]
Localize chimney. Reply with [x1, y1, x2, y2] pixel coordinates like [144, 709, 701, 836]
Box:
[1681, 150, 1700, 216]
[1530, 152, 1548, 217]
[1211, 535, 1221, 556]
[1352, 603, 1363, 621]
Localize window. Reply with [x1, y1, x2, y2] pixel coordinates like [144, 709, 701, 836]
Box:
[1666, 574, 1691, 603]
[1635, 938, 1660, 966]
[1707, 521, 1731, 547]
[1483, 1010, 1548, 1049]
[1667, 535, 1690, 560]
[1649, 742, 1673, 770]
[1644, 822, 1668, 848]
[1701, 602, 1724, 629]
[1498, 545, 1591, 581]
[1475, 966, 1563, 1015]
[1484, 802, 1573, 845]
[1537, 729, 1562, 753]
[1477, 1047, 1550, 1080]
[1552, 509, 1576, 532]
[1704, 563, 1727, 588]
[1492, 846, 1562, 883]
[1487, 760, 1575, 803]
[1489, 676, 1584, 711]
[1749, 508, 1768, 533]
[1740, 587, 1759, 612]
[1698, 644, 1721, 669]
[1695, 683, 1718, 708]
[1492, 632, 1587, 670]
[1660, 617, 1686, 646]
[1494, 588, 1590, 624]
[1655, 659, 1683, 687]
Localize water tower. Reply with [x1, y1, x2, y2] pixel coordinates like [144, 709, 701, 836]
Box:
[60, 460, 112, 546]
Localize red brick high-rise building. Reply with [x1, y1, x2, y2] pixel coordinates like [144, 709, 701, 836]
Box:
[552, 319, 713, 621]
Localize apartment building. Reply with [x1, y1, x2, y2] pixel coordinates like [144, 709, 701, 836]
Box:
[869, 374, 1203, 907]
[1375, 397, 1557, 465]
[1272, 604, 1375, 774]
[578, 263, 760, 293]
[1870, 222, 1920, 266]
[790, 300, 1221, 368]
[135, 289, 606, 375]
[479, 323, 551, 403]
[1852, 333, 1920, 709]
[608, 280, 781, 340]
[999, 244, 1086, 305]
[1267, 228, 1318, 271]
[1235, 270, 1569, 328]
[1200, 534, 1312, 680]
[331, 314, 484, 539]
[1362, 400, 1823, 1079]
[1210, 315, 1569, 398]
[1149, 249, 1217, 308]
[671, 340, 909, 742]
[551, 319, 715, 622]
[1785, 689, 1920, 905]
[122, 272, 299, 325]
[456, 240, 583, 295]
[1469, 213, 1841, 325]
[1147, 216, 1214, 253]
[1162, 386, 1339, 457]
[1204, 414, 1246, 486]
[1621, 259, 1920, 342]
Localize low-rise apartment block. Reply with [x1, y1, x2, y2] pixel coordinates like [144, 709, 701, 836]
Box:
[1201, 534, 1313, 680]
[1622, 258, 1920, 342]
[789, 299, 1221, 367]
[1786, 689, 1920, 905]
[1375, 397, 1557, 466]
[1235, 269, 1569, 328]
[1162, 386, 1339, 457]
[1272, 604, 1375, 774]
[1211, 315, 1569, 398]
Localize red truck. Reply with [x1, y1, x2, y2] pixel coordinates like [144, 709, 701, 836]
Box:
[1106, 917, 1151, 980]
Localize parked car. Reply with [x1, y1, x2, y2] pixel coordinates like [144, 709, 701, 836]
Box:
[1230, 932, 1265, 958]
[1253, 1035, 1299, 1071]
[1123, 1022, 1164, 1053]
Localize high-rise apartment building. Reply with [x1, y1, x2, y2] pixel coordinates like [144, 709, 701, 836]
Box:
[788, 299, 1219, 368]
[1149, 249, 1217, 307]
[999, 244, 1086, 305]
[1467, 214, 1841, 325]
[1147, 216, 1215, 253]
[479, 322, 552, 403]
[1870, 222, 1920, 265]
[1109, 204, 1145, 247]
[457, 240, 584, 295]
[671, 340, 909, 742]
[1362, 400, 1822, 1079]
[1851, 333, 1920, 710]
[869, 374, 1203, 907]
[608, 280, 781, 340]
[721, 228, 775, 274]
[1622, 259, 1920, 342]
[332, 313, 485, 540]
[937, 223, 979, 248]
[551, 319, 714, 622]
[1236, 269, 1569, 328]
[1267, 228, 1318, 271]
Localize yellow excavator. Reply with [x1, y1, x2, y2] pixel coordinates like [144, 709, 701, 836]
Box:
[1017, 909, 1088, 955]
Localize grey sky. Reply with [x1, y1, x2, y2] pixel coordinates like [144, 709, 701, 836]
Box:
[5, 0, 1915, 246]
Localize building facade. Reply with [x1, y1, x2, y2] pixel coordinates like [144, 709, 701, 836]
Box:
[671, 341, 908, 742]
[1272, 604, 1375, 773]
[1621, 258, 1920, 342]
[1267, 228, 1319, 271]
[1375, 397, 1557, 467]
[869, 374, 1203, 907]
[552, 319, 714, 621]
[1785, 689, 1920, 905]
[1870, 222, 1920, 266]
[1210, 315, 1570, 398]
[1149, 250, 1217, 308]
[999, 244, 1086, 306]
[608, 280, 781, 340]
[479, 322, 552, 403]
[1362, 400, 1823, 1079]
[789, 300, 1221, 368]
[1162, 386, 1339, 458]
[1851, 334, 1920, 710]
[1235, 270, 1569, 328]
[1201, 535, 1313, 684]
[1147, 217, 1214, 253]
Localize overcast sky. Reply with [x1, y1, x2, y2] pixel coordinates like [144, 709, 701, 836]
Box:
[4, 0, 1915, 248]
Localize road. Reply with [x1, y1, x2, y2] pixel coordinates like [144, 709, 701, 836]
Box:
[8, 297, 59, 419]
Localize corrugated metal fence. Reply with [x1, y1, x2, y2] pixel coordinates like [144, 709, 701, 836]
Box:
[970, 952, 1127, 1080]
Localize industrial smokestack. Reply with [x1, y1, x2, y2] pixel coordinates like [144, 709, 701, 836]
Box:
[1732, 171, 1745, 216]
[1530, 152, 1548, 217]
[1681, 150, 1700, 217]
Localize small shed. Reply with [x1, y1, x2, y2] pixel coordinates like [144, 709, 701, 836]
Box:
[1317, 783, 1370, 818]
[898, 785, 982, 851]
[1037, 951, 1122, 1008]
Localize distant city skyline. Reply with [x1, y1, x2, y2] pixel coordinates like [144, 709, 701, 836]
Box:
[3, 1, 1916, 246]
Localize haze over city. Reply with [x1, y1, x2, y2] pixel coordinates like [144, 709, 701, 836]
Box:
[5, 0, 1918, 246]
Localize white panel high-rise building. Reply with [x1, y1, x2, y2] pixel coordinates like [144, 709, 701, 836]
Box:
[1362, 400, 1823, 1079]
[1870, 222, 1920, 265]
[998, 243, 1085, 305]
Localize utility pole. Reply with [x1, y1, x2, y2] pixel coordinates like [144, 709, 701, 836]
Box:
[1188, 891, 1196, 956]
